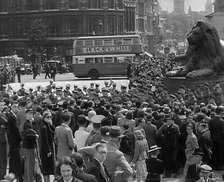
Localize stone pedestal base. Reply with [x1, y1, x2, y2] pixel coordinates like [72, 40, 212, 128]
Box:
[163, 74, 224, 94]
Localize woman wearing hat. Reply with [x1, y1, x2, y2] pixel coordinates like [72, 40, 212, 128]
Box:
[146, 145, 164, 182]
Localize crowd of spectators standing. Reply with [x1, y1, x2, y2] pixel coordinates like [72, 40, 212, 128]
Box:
[0, 57, 224, 182]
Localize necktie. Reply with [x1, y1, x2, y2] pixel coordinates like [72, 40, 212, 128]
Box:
[101, 163, 109, 182]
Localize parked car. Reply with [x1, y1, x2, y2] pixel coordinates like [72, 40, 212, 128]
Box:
[21, 64, 33, 75]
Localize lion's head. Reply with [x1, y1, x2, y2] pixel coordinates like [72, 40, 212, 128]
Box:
[186, 20, 224, 73]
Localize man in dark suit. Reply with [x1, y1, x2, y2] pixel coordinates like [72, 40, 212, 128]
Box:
[87, 143, 110, 182]
[197, 123, 212, 164]
[96, 98, 109, 117]
[141, 114, 158, 148]
[0, 106, 7, 180]
[6, 102, 23, 182]
[158, 114, 180, 177]
[185, 148, 204, 182]
[208, 106, 224, 170]
[71, 152, 97, 182]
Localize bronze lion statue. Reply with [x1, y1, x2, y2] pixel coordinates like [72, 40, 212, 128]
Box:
[166, 20, 224, 78]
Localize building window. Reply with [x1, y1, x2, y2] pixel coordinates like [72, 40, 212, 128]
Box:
[81, 0, 88, 8]
[67, 15, 82, 35]
[12, 18, 23, 37]
[46, 16, 61, 36]
[102, 0, 108, 8]
[15, 0, 23, 11]
[0, 18, 9, 37]
[45, 0, 59, 9]
[118, 15, 123, 33]
[69, 0, 79, 8]
[0, 0, 8, 12]
[108, 0, 115, 9]
[26, 0, 39, 10]
[87, 16, 103, 35]
[88, 0, 102, 9]
[138, 3, 144, 17]
[108, 16, 116, 34]
[139, 19, 144, 32]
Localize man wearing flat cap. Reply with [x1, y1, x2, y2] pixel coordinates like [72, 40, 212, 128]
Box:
[195, 165, 216, 182]
[158, 114, 180, 178]
[104, 126, 133, 182]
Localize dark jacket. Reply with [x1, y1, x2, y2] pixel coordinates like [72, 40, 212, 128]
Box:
[0, 117, 7, 143]
[40, 121, 55, 175]
[197, 129, 212, 163]
[87, 159, 109, 182]
[6, 111, 22, 146]
[75, 168, 97, 182]
[185, 163, 204, 182]
[22, 120, 38, 149]
[120, 130, 135, 157]
[146, 156, 164, 182]
[141, 122, 158, 148]
[209, 115, 224, 142]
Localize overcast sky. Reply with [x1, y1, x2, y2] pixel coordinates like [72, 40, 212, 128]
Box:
[158, 0, 213, 13]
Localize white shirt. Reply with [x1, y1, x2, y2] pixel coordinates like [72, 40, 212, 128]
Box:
[74, 127, 90, 150]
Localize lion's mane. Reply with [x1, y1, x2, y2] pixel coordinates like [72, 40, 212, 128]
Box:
[183, 20, 224, 74]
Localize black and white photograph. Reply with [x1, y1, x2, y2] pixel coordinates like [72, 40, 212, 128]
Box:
[0, 0, 224, 181]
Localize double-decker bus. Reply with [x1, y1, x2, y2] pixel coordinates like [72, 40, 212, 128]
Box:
[72, 35, 143, 79]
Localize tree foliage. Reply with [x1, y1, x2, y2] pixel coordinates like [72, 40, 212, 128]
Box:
[28, 18, 47, 48]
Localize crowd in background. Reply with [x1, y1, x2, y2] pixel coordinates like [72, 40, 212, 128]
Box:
[0, 57, 224, 182]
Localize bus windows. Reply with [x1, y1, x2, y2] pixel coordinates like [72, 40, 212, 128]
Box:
[77, 59, 85, 64]
[104, 39, 113, 46]
[85, 40, 93, 46]
[114, 39, 122, 45]
[85, 58, 94, 63]
[117, 57, 124, 63]
[76, 40, 83, 46]
[94, 39, 103, 46]
[123, 38, 132, 45]
[133, 38, 141, 44]
[95, 58, 103, 63]
[124, 56, 132, 63]
[104, 57, 113, 63]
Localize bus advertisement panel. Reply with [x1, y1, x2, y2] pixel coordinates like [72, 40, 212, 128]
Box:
[72, 35, 143, 79]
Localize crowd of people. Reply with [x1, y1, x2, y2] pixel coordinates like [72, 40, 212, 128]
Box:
[0, 57, 224, 182]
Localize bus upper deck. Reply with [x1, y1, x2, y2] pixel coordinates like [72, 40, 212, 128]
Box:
[72, 35, 143, 79]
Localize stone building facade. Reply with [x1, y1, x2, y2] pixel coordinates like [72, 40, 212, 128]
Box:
[0, 0, 126, 62]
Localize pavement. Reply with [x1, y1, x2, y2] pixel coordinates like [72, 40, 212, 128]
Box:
[9, 73, 129, 91]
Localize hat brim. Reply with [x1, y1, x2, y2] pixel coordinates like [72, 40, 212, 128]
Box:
[78, 146, 96, 156]
[193, 152, 204, 156]
[85, 116, 92, 121]
[109, 134, 125, 138]
[148, 147, 161, 153]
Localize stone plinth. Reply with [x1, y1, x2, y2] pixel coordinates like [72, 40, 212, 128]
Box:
[163, 74, 224, 94]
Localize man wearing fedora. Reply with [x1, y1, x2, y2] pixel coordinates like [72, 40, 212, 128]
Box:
[104, 126, 133, 182]
[146, 145, 164, 182]
[185, 148, 204, 182]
